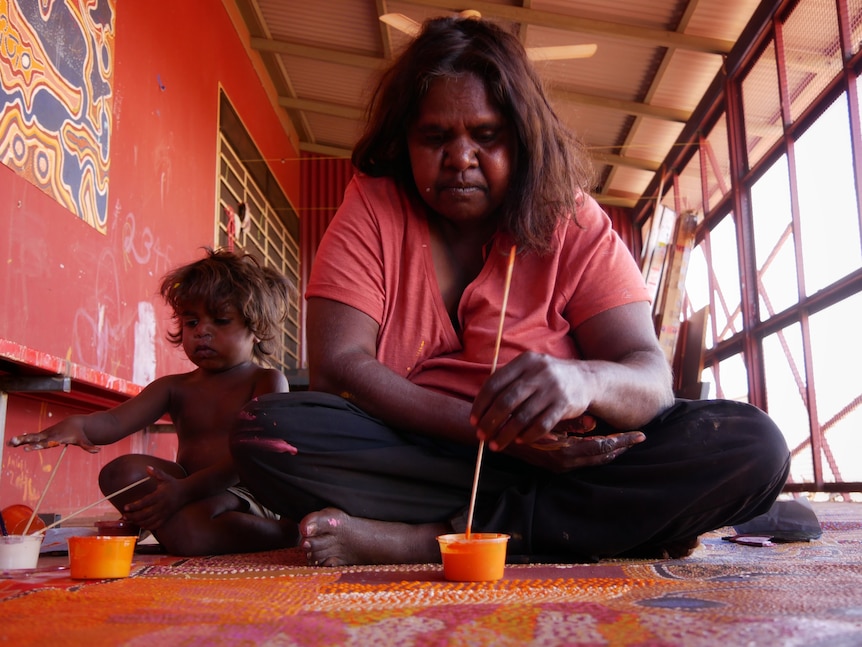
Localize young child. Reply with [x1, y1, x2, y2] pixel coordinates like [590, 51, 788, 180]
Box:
[9, 247, 298, 556]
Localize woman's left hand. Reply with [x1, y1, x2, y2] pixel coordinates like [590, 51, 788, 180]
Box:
[506, 429, 646, 472]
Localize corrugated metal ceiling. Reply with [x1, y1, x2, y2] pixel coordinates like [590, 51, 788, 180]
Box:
[234, 0, 763, 210]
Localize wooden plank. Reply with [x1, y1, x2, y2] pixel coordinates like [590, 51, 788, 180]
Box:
[655, 212, 698, 366]
[673, 306, 709, 398]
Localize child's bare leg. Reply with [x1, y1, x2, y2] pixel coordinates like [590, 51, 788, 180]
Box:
[300, 508, 447, 567]
[99, 456, 297, 555]
[98, 454, 184, 516]
[151, 491, 299, 556]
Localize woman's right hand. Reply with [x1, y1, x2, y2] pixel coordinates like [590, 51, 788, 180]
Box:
[7, 416, 100, 453]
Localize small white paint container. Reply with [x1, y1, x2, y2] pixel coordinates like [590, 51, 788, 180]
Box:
[0, 534, 43, 570]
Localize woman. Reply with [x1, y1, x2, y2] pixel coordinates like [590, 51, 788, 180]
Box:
[230, 15, 790, 566]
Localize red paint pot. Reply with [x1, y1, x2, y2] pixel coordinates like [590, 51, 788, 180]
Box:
[1, 505, 46, 535]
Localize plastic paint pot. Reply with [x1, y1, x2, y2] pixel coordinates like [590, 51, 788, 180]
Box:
[437, 532, 510, 582]
[0, 534, 43, 570]
[1, 505, 46, 535]
[68, 535, 136, 579]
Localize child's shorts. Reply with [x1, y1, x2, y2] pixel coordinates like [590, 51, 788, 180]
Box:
[227, 485, 280, 520]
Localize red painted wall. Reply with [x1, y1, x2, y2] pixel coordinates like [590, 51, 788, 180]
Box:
[299, 153, 354, 366]
[0, 1, 300, 521]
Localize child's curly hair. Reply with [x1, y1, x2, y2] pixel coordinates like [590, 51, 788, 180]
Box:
[159, 247, 295, 362]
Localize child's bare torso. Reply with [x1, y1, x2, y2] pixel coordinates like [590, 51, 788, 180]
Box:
[166, 362, 272, 474]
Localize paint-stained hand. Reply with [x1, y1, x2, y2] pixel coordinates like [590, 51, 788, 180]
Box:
[120, 465, 186, 530]
[7, 417, 100, 453]
[507, 430, 646, 472]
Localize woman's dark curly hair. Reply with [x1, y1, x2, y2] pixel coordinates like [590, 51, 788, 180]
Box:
[352, 15, 595, 253]
[159, 247, 295, 362]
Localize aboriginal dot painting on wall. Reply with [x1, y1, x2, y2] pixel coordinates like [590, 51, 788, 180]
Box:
[0, 0, 115, 234]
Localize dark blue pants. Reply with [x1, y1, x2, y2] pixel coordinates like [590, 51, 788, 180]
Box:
[230, 392, 790, 562]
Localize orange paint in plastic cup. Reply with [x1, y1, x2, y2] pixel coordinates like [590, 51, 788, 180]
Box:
[437, 533, 509, 582]
[68, 536, 136, 579]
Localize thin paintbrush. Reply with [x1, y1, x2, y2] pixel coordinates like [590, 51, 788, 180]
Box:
[465, 244, 516, 539]
[22, 444, 68, 535]
[38, 476, 151, 534]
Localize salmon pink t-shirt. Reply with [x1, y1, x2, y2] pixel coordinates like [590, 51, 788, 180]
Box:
[306, 174, 650, 402]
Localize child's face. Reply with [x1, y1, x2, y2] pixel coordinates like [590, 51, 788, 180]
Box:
[178, 301, 256, 371]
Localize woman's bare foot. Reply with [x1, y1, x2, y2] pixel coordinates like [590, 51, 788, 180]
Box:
[299, 507, 447, 566]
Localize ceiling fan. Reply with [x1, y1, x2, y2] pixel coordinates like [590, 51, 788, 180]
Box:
[379, 10, 598, 61]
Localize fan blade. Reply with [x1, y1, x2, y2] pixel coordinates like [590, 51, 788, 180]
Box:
[379, 13, 421, 37]
[527, 44, 598, 61]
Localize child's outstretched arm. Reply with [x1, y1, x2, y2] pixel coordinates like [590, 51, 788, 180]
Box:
[7, 375, 176, 452]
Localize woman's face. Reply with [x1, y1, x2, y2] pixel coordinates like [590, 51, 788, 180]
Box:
[407, 73, 514, 226]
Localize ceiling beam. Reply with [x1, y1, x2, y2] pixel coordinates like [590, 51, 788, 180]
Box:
[294, 144, 658, 179]
[278, 96, 365, 120]
[603, 0, 700, 193]
[550, 87, 691, 123]
[251, 37, 385, 69]
[592, 193, 638, 209]
[258, 40, 687, 126]
[299, 142, 353, 159]
[591, 152, 661, 172]
[251, 38, 691, 123]
[400, 0, 735, 55]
